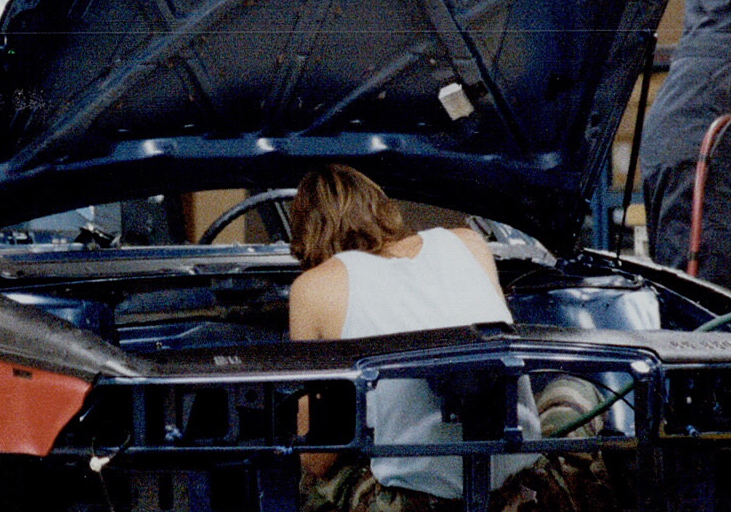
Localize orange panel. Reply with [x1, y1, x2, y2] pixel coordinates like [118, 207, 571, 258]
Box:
[0, 360, 91, 456]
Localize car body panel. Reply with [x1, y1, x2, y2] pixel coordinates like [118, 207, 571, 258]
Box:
[0, 359, 91, 456]
[5, 1, 731, 511]
[0, 0, 668, 252]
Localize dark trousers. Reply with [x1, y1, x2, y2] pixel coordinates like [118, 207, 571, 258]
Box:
[640, 54, 731, 288]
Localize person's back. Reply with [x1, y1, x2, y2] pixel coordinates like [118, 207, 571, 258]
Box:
[337, 227, 511, 337]
[336, 227, 540, 497]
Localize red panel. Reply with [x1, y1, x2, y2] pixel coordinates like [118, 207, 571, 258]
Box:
[0, 360, 91, 456]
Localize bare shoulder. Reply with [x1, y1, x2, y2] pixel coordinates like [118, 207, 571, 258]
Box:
[449, 227, 491, 252]
[291, 256, 347, 292]
[289, 257, 348, 340]
[290, 257, 348, 312]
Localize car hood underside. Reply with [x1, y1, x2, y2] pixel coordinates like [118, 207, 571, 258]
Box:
[0, 0, 667, 252]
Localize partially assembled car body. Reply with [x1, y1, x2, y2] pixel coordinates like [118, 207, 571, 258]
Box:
[1, 0, 731, 510]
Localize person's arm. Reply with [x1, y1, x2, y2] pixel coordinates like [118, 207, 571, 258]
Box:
[451, 227, 507, 304]
[296, 397, 339, 478]
[289, 259, 348, 477]
[289, 258, 348, 340]
[289, 271, 324, 340]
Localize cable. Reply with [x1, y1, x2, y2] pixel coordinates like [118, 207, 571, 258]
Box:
[695, 311, 731, 332]
[98, 469, 116, 512]
[531, 369, 636, 410]
[90, 433, 131, 512]
[687, 114, 731, 276]
[548, 380, 635, 438]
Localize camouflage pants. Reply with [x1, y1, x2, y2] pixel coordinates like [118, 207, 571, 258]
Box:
[488, 452, 619, 512]
[300, 376, 619, 512]
[489, 375, 620, 512]
[300, 457, 463, 512]
[300, 453, 617, 512]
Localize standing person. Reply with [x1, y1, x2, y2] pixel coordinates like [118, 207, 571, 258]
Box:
[288, 163, 541, 511]
[640, 0, 731, 287]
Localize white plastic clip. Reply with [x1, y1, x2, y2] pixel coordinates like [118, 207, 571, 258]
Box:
[89, 455, 111, 473]
[438, 83, 474, 120]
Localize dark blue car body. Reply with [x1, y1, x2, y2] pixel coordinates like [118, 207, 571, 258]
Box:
[1, 1, 731, 511]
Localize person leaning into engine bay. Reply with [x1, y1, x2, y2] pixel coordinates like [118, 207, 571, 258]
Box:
[288, 163, 541, 511]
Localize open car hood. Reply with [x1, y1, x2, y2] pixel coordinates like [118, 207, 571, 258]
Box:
[0, 0, 667, 252]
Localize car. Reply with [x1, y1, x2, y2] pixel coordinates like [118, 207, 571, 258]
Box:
[1, 0, 730, 510]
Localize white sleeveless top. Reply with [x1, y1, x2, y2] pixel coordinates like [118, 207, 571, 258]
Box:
[335, 228, 540, 499]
